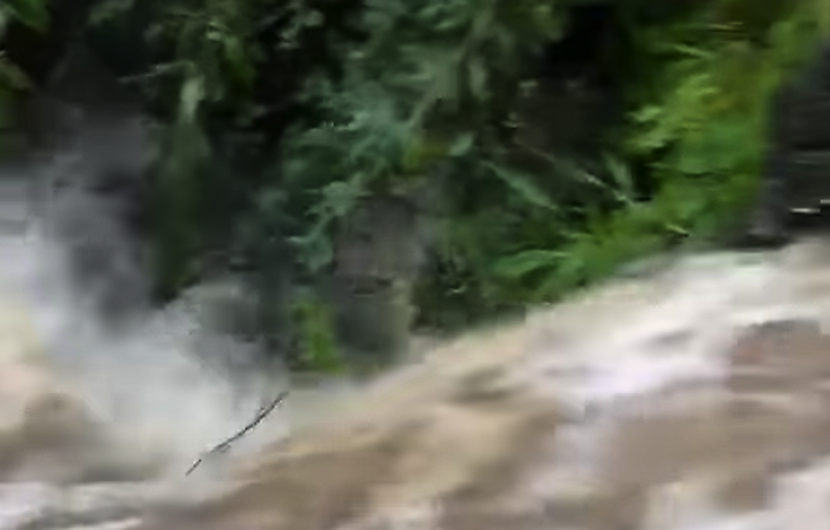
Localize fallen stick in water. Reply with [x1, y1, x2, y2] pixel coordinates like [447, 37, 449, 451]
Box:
[186, 390, 289, 476]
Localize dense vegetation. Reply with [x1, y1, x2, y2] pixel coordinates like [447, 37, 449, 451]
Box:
[1, 0, 829, 372]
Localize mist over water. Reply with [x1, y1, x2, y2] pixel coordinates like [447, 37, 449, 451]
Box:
[0, 128, 307, 526]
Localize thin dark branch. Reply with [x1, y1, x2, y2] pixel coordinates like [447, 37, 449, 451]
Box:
[186, 390, 289, 476]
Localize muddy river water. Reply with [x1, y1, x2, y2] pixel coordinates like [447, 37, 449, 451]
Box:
[4, 169, 830, 529]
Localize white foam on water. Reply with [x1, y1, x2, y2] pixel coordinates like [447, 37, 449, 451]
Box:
[6, 142, 830, 529]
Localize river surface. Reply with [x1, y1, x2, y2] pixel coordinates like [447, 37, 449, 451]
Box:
[4, 156, 830, 529]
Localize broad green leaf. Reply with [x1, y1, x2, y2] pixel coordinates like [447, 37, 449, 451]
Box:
[467, 56, 488, 101]
[321, 179, 366, 218]
[0, 8, 8, 38]
[220, 35, 255, 87]
[449, 132, 474, 157]
[178, 75, 205, 123]
[492, 249, 561, 280]
[604, 155, 635, 203]
[0, 53, 31, 89]
[485, 162, 558, 212]
[5, 0, 49, 31]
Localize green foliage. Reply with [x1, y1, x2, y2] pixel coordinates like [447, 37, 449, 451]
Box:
[5, 0, 830, 369]
[279, 0, 571, 274]
[289, 289, 345, 374]
[128, 0, 830, 342]
[0, 0, 48, 155]
[0, 0, 48, 86]
[427, 0, 830, 318]
[133, 0, 262, 298]
[3, 0, 49, 32]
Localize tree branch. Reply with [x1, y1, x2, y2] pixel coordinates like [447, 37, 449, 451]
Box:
[186, 390, 289, 476]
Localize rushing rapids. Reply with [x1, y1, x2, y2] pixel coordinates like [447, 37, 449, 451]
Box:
[11, 63, 830, 524]
[4, 186, 830, 530]
[131, 240, 830, 530]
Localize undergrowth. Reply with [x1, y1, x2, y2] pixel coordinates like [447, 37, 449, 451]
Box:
[2, 0, 830, 368]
